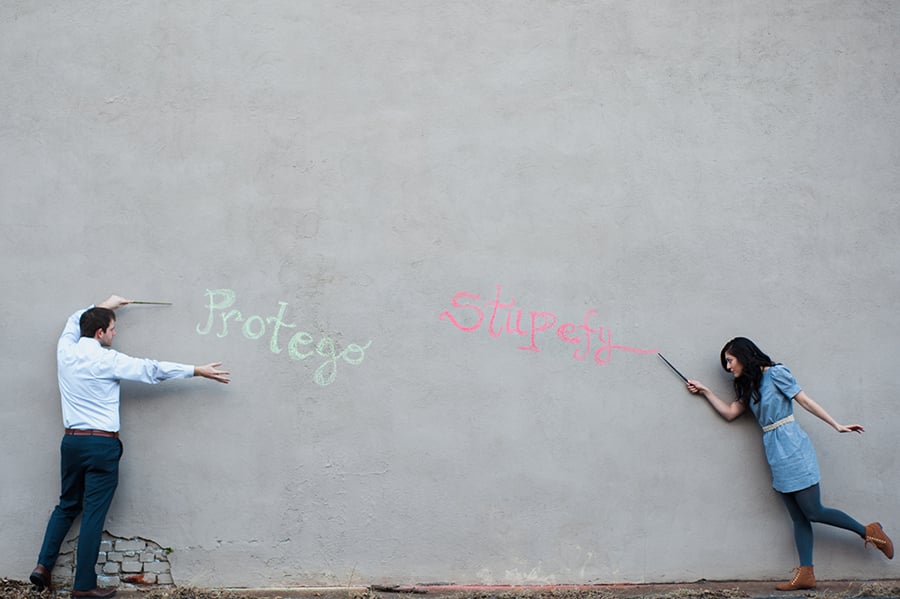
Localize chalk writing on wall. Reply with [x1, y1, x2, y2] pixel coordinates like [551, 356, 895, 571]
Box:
[440, 285, 656, 365]
[196, 289, 372, 386]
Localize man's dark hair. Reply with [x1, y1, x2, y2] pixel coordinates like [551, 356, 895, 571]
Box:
[80, 307, 116, 338]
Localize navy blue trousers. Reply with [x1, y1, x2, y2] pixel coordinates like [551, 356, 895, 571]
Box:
[37, 435, 122, 591]
[780, 483, 866, 566]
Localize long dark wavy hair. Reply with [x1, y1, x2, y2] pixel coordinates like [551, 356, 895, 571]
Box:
[720, 337, 774, 404]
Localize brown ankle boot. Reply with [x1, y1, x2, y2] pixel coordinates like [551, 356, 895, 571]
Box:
[865, 522, 894, 559]
[775, 566, 815, 591]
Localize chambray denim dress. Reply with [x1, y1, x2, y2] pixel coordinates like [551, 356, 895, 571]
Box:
[747, 364, 821, 493]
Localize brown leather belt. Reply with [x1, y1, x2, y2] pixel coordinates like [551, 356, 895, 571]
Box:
[65, 428, 119, 439]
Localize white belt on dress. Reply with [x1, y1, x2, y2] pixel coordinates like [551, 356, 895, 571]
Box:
[762, 414, 794, 433]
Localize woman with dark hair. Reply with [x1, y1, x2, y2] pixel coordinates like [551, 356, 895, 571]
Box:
[686, 337, 893, 590]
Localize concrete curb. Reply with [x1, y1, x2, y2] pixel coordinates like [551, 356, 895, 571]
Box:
[109, 579, 900, 599]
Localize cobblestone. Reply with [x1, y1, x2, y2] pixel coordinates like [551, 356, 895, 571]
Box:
[96, 575, 120, 587]
[115, 539, 147, 552]
[122, 561, 143, 574]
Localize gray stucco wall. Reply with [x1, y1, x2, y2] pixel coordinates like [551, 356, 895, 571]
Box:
[2, 0, 898, 588]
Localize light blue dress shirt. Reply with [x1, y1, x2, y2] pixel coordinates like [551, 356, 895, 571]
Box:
[747, 364, 821, 493]
[57, 306, 194, 432]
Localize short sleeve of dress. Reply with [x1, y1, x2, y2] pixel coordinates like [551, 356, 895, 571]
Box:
[770, 364, 802, 400]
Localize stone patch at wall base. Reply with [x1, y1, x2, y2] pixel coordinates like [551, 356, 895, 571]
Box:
[53, 532, 174, 589]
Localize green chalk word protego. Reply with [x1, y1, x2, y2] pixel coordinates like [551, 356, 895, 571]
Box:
[196, 288, 371, 387]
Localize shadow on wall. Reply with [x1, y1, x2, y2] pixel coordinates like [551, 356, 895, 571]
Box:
[51, 532, 173, 590]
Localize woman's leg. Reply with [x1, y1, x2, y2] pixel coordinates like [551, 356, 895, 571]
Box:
[780, 491, 814, 566]
[793, 483, 866, 538]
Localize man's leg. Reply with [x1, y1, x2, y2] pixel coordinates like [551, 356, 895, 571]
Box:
[72, 437, 121, 592]
[37, 436, 87, 571]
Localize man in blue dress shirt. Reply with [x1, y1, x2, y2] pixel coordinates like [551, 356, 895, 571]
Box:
[29, 295, 230, 599]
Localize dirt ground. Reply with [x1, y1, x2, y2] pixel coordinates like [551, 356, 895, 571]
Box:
[3, 578, 900, 599]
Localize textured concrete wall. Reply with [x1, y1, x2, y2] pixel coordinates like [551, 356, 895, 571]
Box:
[1, 0, 898, 588]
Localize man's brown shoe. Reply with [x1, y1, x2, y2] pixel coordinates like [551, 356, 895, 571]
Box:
[865, 522, 894, 559]
[29, 564, 50, 590]
[71, 587, 117, 598]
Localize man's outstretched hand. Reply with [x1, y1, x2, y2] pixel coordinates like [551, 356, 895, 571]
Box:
[97, 295, 133, 310]
[195, 362, 231, 384]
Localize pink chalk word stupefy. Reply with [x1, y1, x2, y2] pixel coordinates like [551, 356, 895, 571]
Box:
[439, 285, 657, 365]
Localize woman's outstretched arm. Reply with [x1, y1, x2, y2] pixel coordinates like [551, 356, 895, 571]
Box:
[686, 379, 747, 421]
[793, 391, 864, 433]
